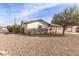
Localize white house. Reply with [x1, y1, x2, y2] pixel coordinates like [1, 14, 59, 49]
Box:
[21, 19, 51, 34]
[21, 19, 63, 34]
[66, 26, 79, 32]
[48, 24, 63, 34]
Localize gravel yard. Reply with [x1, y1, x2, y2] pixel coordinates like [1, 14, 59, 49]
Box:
[0, 33, 79, 56]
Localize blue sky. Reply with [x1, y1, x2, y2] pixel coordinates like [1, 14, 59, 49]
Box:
[0, 3, 78, 26]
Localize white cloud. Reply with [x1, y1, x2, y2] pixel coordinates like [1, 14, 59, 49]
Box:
[23, 16, 52, 23]
[16, 4, 59, 18]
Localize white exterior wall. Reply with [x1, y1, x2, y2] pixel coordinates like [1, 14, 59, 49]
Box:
[72, 26, 77, 32]
[66, 27, 72, 32]
[66, 26, 77, 32]
[26, 22, 49, 29]
[23, 21, 49, 33]
[48, 26, 63, 34]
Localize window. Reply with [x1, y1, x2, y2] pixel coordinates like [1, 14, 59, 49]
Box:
[38, 25, 42, 29]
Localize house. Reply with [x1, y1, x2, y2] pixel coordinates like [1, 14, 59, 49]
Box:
[22, 19, 51, 33]
[66, 26, 79, 32]
[48, 24, 63, 34]
[21, 19, 63, 34]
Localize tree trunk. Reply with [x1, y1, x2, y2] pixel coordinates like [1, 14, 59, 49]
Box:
[62, 26, 65, 35]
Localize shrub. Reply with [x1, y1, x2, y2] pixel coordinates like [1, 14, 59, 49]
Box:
[7, 25, 24, 34]
[7, 26, 13, 32]
[13, 25, 20, 33]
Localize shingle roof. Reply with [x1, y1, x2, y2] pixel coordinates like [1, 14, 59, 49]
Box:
[23, 19, 51, 26]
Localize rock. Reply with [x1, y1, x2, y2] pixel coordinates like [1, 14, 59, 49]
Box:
[0, 50, 9, 56]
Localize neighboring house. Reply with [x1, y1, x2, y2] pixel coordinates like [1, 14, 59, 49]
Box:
[66, 26, 79, 32]
[0, 26, 8, 33]
[21, 19, 63, 34]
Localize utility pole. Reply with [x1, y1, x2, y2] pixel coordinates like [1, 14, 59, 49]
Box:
[21, 20, 23, 26]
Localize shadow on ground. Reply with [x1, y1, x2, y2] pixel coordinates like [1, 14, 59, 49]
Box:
[3, 32, 65, 37]
[25, 34, 64, 37]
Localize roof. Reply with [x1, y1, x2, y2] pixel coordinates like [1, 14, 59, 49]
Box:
[50, 24, 62, 27]
[23, 19, 51, 26]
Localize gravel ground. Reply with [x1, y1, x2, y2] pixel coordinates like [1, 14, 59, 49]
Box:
[0, 33, 79, 56]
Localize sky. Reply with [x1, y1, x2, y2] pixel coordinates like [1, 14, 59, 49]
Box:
[0, 3, 78, 26]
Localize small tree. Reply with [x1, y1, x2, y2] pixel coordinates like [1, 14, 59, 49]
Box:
[7, 26, 13, 32]
[51, 6, 79, 35]
[7, 25, 24, 33]
[13, 25, 21, 33]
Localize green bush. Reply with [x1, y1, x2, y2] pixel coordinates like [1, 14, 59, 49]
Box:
[7, 25, 24, 33]
[13, 25, 20, 33]
[7, 26, 13, 32]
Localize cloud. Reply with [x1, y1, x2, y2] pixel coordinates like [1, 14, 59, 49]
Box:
[0, 3, 75, 26]
[22, 14, 53, 24]
[16, 3, 59, 19]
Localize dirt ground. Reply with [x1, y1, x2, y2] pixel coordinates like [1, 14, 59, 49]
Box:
[0, 33, 79, 56]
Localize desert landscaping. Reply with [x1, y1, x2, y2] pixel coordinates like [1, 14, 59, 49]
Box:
[0, 3, 79, 56]
[0, 32, 79, 56]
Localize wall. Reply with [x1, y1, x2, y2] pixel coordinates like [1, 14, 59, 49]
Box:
[26, 22, 49, 29]
[66, 26, 77, 32]
[48, 26, 63, 34]
[23, 21, 49, 33]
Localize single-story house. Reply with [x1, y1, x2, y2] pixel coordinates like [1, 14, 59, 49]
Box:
[48, 24, 63, 34]
[21, 19, 63, 34]
[66, 26, 79, 32]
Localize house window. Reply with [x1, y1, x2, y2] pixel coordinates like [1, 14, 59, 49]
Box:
[38, 25, 42, 29]
[76, 27, 79, 32]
